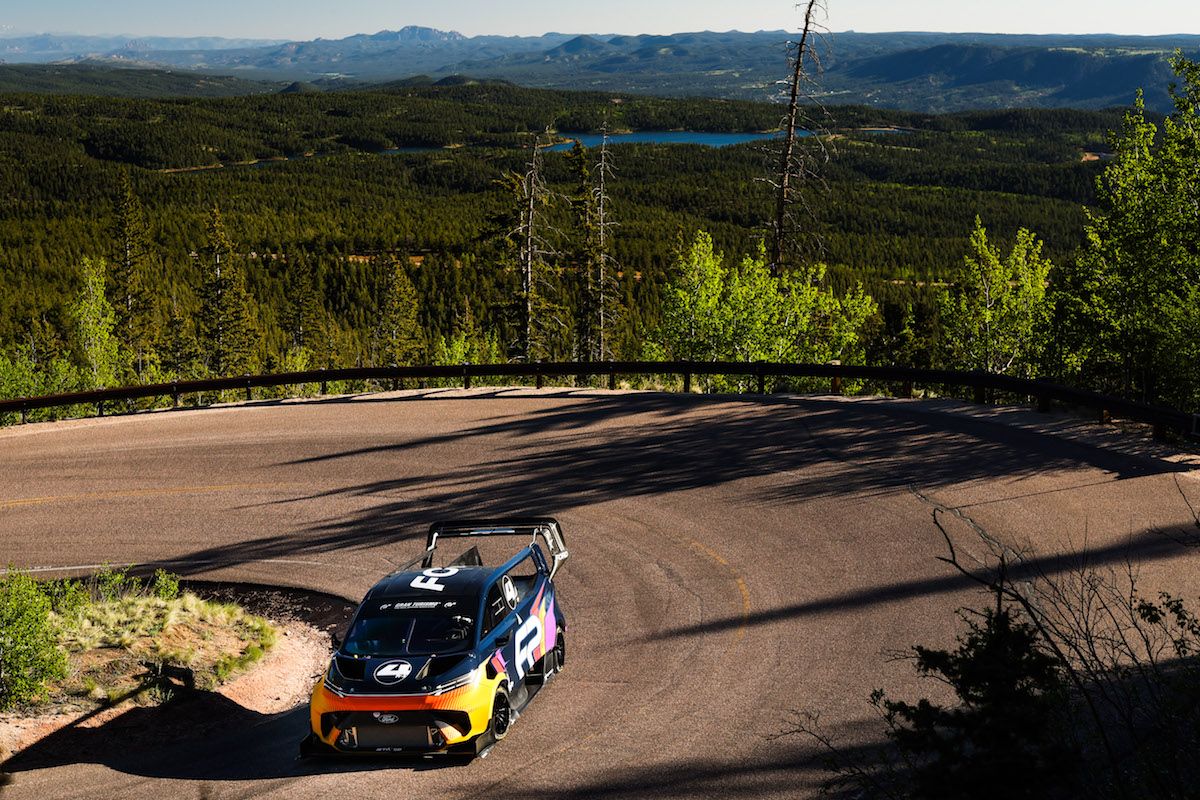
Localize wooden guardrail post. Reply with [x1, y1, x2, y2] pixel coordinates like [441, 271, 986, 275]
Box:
[244, 379, 252, 402]
[536, 363, 545, 390]
[20, 404, 27, 424]
[320, 370, 328, 395]
[974, 385, 987, 405]
[462, 363, 471, 390]
[172, 383, 180, 409]
[97, 400, 105, 417]
[683, 371, 692, 394]
[608, 367, 617, 391]
[829, 360, 842, 395]
[756, 363, 767, 395]
[901, 380, 914, 399]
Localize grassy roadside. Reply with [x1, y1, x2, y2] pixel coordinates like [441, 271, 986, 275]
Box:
[0, 566, 277, 714]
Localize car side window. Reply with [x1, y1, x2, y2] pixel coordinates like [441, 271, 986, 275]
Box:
[481, 583, 511, 637]
[506, 554, 541, 605]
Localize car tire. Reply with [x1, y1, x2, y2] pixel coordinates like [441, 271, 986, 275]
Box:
[552, 627, 565, 673]
[490, 685, 512, 741]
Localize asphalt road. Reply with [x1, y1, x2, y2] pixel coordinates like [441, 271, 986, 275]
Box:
[2, 388, 1198, 799]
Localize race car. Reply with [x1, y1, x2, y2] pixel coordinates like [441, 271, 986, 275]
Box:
[301, 518, 569, 758]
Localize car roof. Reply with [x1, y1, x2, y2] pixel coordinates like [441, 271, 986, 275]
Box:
[367, 565, 493, 600]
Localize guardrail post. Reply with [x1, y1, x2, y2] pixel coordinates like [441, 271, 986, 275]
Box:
[172, 383, 180, 409]
[462, 363, 471, 390]
[974, 386, 986, 405]
[320, 370, 328, 395]
[244, 379, 252, 402]
[536, 363, 544, 390]
[20, 404, 27, 424]
[608, 367, 617, 391]
[97, 400, 105, 418]
[683, 371, 692, 394]
[831, 375, 843, 395]
[901, 380, 914, 399]
[757, 364, 766, 395]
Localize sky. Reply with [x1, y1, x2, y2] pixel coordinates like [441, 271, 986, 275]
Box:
[2, 0, 1198, 40]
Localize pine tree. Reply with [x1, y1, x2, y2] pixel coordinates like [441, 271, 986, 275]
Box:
[197, 206, 260, 376]
[72, 257, 119, 389]
[110, 171, 154, 379]
[160, 298, 201, 380]
[375, 258, 423, 366]
[283, 251, 326, 351]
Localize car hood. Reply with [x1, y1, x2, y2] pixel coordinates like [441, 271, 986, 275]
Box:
[331, 653, 473, 694]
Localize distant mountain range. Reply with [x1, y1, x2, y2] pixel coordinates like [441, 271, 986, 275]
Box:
[2, 26, 1199, 111]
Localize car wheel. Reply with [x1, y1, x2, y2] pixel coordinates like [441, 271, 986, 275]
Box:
[552, 627, 565, 672]
[490, 685, 512, 741]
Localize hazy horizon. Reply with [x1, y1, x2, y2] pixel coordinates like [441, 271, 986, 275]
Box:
[2, 0, 1197, 41]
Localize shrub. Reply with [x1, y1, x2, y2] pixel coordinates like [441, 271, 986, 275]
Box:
[41, 578, 91, 617]
[94, 564, 140, 601]
[150, 570, 180, 601]
[0, 570, 67, 710]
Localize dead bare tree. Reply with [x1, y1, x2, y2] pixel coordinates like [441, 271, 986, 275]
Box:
[768, 0, 833, 273]
[501, 131, 560, 362]
[593, 128, 620, 361]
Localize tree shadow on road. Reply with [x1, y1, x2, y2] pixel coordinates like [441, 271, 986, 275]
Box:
[137, 393, 1191, 581]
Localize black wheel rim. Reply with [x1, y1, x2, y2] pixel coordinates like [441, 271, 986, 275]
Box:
[494, 694, 511, 737]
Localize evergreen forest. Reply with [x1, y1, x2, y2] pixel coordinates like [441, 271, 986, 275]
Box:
[1, 63, 1197, 420]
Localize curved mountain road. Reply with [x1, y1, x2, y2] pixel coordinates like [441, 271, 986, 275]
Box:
[2, 389, 1198, 799]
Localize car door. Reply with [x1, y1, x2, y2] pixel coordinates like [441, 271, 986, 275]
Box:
[480, 577, 520, 682]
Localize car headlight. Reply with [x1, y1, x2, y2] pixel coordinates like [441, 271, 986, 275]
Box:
[427, 664, 483, 696]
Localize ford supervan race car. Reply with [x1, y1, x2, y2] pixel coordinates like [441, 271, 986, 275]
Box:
[301, 518, 569, 758]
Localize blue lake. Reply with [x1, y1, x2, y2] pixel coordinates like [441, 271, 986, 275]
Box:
[547, 131, 787, 151]
[226, 129, 907, 170]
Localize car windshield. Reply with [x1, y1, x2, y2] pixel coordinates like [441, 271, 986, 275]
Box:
[343, 598, 475, 656]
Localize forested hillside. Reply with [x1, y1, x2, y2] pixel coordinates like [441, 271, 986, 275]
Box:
[5, 28, 1197, 112]
[1, 67, 1196, 418]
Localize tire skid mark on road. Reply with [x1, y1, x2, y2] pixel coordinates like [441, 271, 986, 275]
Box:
[685, 538, 752, 641]
[463, 508, 753, 799]
[0, 483, 294, 510]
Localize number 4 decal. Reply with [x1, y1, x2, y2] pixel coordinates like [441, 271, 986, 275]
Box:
[411, 567, 460, 592]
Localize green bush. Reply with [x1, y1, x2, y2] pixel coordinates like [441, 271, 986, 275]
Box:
[0, 570, 67, 710]
[150, 569, 180, 601]
[94, 564, 140, 601]
[41, 578, 90, 617]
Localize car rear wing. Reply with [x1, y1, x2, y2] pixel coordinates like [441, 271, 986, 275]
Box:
[422, 518, 570, 579]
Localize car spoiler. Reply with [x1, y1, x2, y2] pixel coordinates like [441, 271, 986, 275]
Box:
[422, 518, 570, 579]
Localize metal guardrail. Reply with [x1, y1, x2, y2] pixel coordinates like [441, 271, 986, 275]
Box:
[0, 361, 1192, 440]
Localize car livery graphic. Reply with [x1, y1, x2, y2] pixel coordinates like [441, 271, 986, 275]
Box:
[302, 518, 569, 757]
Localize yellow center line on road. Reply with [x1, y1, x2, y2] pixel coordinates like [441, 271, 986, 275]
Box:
[0, 482, 292, 510]
[687, 538, 752, 641]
